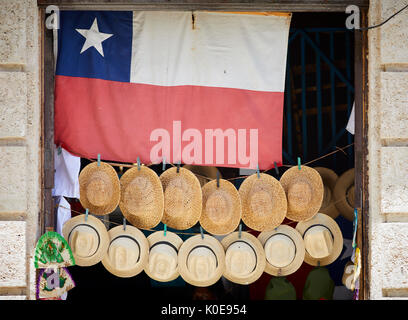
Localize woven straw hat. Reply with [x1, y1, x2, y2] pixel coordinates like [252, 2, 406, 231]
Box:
[119, 166, 164, 229]
[333, 168, 355, 221]
[296, 213, 343, 266]
[200, 179, 242, 235]
[280, 165, 324, 222]
[144, 231, 183, 282]
[258, 225, 305, 276]
[101, 225, 149, 278]
[79, 162, 120, 215]
[62, 214, 109, 267]
[239, 173, 287, 231]
[178, 234, 225, 287]
[221, 231, 266, 285]
[314, 167, 340, 219]
[160, 167, 202, 230]
[183, 164, 221, 187]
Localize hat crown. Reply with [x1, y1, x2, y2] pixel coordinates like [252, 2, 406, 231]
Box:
[304, 226, 334, 259]
[164, 177, 190, 218]
[249, 182, 273, 217]
[225, 242, 257, 278]
[108, 237, 140, 271]
[287, 181, 312, 213]
[123, 177, 155, 212]
[265, 234, 296, 268]
[206, 190, 232, 224]
[86, 170, 114, 207]
[346, 185, 355, 207]
[69, 226, 99, 258]
[187, 247, 217, 281]
[321, 185, 332, 208]
[149, 243, 178, 280]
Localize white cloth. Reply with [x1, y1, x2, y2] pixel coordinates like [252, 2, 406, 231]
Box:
[346, 102, 355, 135]
[55, 196, 71, 236]
[52, 145, 81, 198]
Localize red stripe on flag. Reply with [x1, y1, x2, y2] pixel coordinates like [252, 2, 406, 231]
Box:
[55, 75, 284, 169]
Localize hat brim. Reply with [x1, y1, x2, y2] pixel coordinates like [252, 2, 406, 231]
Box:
[333, 168, 355, 221]
[62, 214, 109, 267]
[200, 179, 242, 235]
[258, 225, 305, 276]
[280, 165, 324, 222]
[314, 167, 340, 219]
[178, 234, 225, 287]
[239, 173, 287, 231]
[145, 231, 183, 282]
[221, 232, 266, 285]
[295, 213, 343, 266]
[119, 166, 164, 229]
[79, 162, 120, 215]
[160, 167, 202, 230]
[101, 225, 149, 278]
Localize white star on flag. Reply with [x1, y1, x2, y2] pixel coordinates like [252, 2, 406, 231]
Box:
[76, 18, 113, 57]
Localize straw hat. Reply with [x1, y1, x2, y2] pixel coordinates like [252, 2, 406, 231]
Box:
[178, 234, 225, 287]
[79, 162, 120, 215]
[258, 225, 305, 276]
[342, 261, 355, 290]
[280, 165, 324, 222]
[145, 231, 183, 282]
[238, 173, 287, 231]
[333, 168, 355, 221]
[101, 225, 149, 278]
[119, 166, 164, 229]
[314, 167, 340, 219]
[62, 214, 109, 267]
[221, 231, 266, 285]
[200, 179, 242, 235]
[183, 164, 221, 187]
[295, 213, 343, 266]
[160, 167, 202, 230]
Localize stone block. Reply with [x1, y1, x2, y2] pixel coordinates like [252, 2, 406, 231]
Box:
[0, 1, 26, 65]
[0, 296, 26, 300]
[0, 146, 27, 212]
[0, 72, 27, 138]
[0, 221, 26, 287]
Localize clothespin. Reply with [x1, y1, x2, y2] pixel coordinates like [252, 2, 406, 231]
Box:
[162, 156, 166, 171]
[85, 208, 89, 221]
[123, 217, 126, 231]
[200, 226, 204, 239]
[164, 224, 167, 237]
[137, 157, 141, 171]
[216, 171, 220, 188]
[97, 154, 101, 167]
[177, 161, 180, 173]
[256, 164, 260, 178]
[57, 146, 62, 155]
[238, 224, 242, 239]
[297, 157, 301, 170]
[274, 162, 279, 177]
[352, 208, 358, 249]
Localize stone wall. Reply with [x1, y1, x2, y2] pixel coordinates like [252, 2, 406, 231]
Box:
[0, 0, 40, 300]
[368, 0, 408, 299]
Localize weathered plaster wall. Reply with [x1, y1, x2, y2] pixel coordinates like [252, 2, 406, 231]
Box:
[368, 0, 408, 299]
[0, 0, 40, 300]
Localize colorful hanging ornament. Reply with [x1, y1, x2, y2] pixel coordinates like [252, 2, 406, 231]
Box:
[36, 267, 75, 300]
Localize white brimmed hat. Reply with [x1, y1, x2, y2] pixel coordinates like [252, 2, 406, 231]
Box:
[221, 231, 266, 285]
[101, 225, 149, 278]
[258, 225, 305, 276]
[295, 213, 343, 266]
[62, 214, 109, 267]
[178, 234, 225, 287]
[145, 231, 183, 282]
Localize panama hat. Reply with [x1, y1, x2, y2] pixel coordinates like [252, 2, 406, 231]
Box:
[145, 230, 183, 282]
[200, 179, 242, 235]
[119, 166, 164, 229]
[62, 214, 109, 267]
[221, 231, 266, 285]
[314, 167, 340, 219]
[79, 162, 120, 215]
[183, 164, 221, 187]
[342, 261, 355, 290]
[101, 225, 149, 278]
[333, 168, 355, 221]
[280, 165, 324, 222]
[296, 213, 343, 266]
[258, 225, 305, 276]
[160, 167, 202, 230]
[239, 173, 287, 231]
[178, 234, 225, 287]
